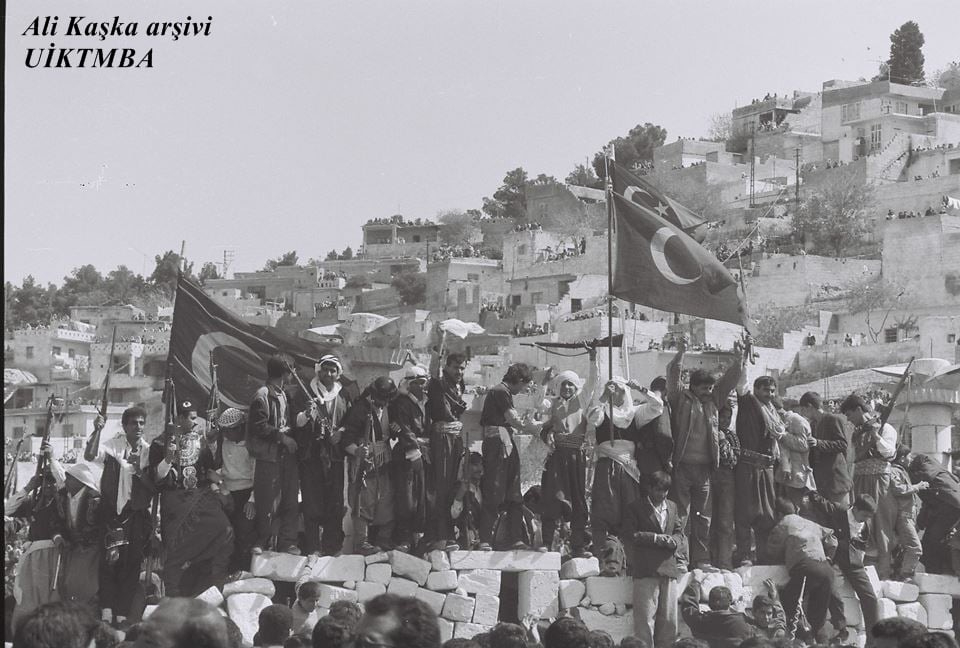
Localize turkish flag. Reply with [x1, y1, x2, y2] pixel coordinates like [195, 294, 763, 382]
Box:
[610, 165, 750, 329]
[168, 275, 334, 414]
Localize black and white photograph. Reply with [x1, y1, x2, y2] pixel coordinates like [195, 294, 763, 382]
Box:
[4, 1, 960, 647]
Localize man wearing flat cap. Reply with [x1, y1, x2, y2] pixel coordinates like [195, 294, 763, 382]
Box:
[341, 376, 398, 555]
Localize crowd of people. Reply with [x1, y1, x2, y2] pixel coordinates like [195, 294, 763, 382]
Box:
[886, 206, 950, 220]
[430, 243, 485, 263]
[5, 341, 960, 647]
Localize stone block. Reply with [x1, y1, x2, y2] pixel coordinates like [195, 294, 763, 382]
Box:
[356, 581, 386, 603]
[387, 577, 419, 597]
[740, 586, 756, 610]
[559, 579, 587, 609]
[316, 584, 359, 608]
[390, 551, 432, 585]
[442, 593, 476, 622]
[454, 622, 493, 639]
[577, 607, 635, 643]
[222, 577, 276, 599]
[365, 551, 390, 565]
[881, 580, 919, 602]
[343, 580, 356, 590]
[448, 550, 562, 572]
[250, 551, 310, 582]
[913, 572, 960, 597]
[615, 603, 627, 615]
[426, 570, 459, 592]
[227, 593, 272, 646]
[693, 570, 743, 604]
[415, 587, 448, 616]
[311, 555, 366, 582]
[429, 550, 451, 572]
[878, 598, 897, 619]
[195, 586, 224, 608]
[437, 617, 454, 643]
[518, 570, 560, 618]
[918, 593, 953, 629]
[599, 602, 616, 615]
[559, 557, 600, 579]
[841, 596, 864, 629]
[143, 604, 158, 619]
[473, 593, 500, 626]
[585, 576, 633, 605]
[864, 566, 882, 598]
[896, 601, 928, 626]
[733, 565, 790, 589]
[365, 563, 392, 585]
[457, 569, 502, 595]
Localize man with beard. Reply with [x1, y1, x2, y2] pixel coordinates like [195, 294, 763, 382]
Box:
[342, 376, 398, 555]
[148, 400, 233, 596]
[292, 355, 355, 556]
[87, 406, 155, 625]
[426, 353, 468, 551]
[389, 365, 431, 553]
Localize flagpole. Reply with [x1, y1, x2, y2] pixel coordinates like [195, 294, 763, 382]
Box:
[604, 147, 614, 382]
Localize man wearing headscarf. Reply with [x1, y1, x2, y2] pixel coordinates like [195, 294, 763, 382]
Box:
[666, 336, 745, 571]
[292, 355, 354, 556]
[479, 363, 542, 549]
[425, 352, 468, 551]
[148, 400, 233, 596]
[341, 376, 398, 555]
[55, 462, 104, 614]
[586, 375, 664, 555]
[211, 407, 256, 572]
[389, 365, 431, 553]
[540, 352, 597, 557]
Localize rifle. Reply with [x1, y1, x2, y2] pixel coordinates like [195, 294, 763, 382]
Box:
[84, 326, 118, 461]
[34, 394, 63, 508]
[4, 437, 26, 498]
[880, 356, 915, 427]
[208, 352, 223, 466]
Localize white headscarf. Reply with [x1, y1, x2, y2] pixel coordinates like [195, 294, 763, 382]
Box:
[65, 461, 101, 494]
[598, 377, 636, 428]
[551, 370, 584, 398]
[399, 365, 428, 399]
[311, 355, 343, 403]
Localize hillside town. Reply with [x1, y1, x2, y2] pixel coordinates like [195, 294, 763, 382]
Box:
[5, 22, 960, 648]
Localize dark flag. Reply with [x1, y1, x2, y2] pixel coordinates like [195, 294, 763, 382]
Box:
[613, 164, 707, 242]
[610, 163, 751, 330]
[167, 275, 332, 414]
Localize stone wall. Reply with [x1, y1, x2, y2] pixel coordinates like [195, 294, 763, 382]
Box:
[175, 552, 960, 646]
[883, 215, 960, 309]
[742, 254, 881, 309]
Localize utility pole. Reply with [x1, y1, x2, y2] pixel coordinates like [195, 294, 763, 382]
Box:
[749, 123, 757, 208]
[795, 146, 801, 210]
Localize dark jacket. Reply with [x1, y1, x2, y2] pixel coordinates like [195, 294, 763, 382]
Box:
[636, 400, 674, 476]
[246, 384, 291, 463]
[620, 497, 686, 578]
[679, 579, 759, 648]
[908, 454, 960, 511]
[809, 412, 853, 501]
[388, 394, 429, 460]
[804, 492, 867, 569]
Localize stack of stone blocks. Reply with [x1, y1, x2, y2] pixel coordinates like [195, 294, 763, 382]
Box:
[137, 550, 959, 646]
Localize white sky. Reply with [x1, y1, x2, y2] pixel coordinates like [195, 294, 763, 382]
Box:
[5, 0, 959, 286]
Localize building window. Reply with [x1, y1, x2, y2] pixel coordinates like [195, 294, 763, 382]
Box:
[841, 102, 861, 123]
[870, 124, 882, 151]
[571, 298, 582, 313]
[61, 423, 74, 437]
[884, 328, 898, 343]
[412, 235, 421, 243]
[68, 349, 76, 359]
[517, 244, 527, 255]
[35, 421, 46, 436]
[510, 295, 521, 306]
[895, 101, 909, 115]
[467, 273, 480, 282]
[948, 334, 956, 343]
[531, 292, 544, 303]
[25, 346, 34, 359]
[52, 346, 62, 356]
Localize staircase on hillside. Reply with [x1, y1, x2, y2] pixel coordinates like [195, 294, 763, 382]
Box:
[869, 133, 911, 183]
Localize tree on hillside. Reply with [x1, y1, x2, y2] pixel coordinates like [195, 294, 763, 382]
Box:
[106, 265, 147, 302]
[149, 251, 193, 297]
[926, 61, 960, 89]
[845, 275, 911, 343]
[791, 165, 874, 257]
[391, 270, 427, 306]
[198, 262, 221, 283]
[437, 210, 480, 245]
[644, 170, 726, 224]
[262, 250, 299, 271]
[565, 163, 601, 188]
[340, 246, 354, 260]
[7, 276, 56, 329]
[344, 275, 371, 290]
[482, 167, 528, 220]
[882, 21, 925, 85]
[592, 123, 667, 179]
[706, 112, 732, 142]
[325, 249, 339, 261]
[751, 303, 817, 348]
